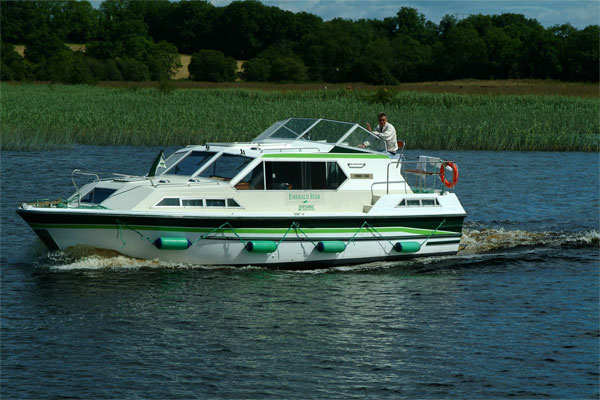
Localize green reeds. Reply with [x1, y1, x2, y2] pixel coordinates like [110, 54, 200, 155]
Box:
[1, 83, 598, 151]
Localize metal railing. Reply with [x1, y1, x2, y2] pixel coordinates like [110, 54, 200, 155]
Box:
[371, 157, 458, 196]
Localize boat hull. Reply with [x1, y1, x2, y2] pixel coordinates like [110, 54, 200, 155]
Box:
[17, 208, 465, 268]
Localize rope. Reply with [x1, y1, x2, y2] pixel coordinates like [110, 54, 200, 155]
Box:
[419, 218, 446, 246]
[276, 222, 299, 248]
[116, 219, 155, 249]
[292, 223, 318, 246]
[114, 218, 447, 252]
[345, 221, 370, 247]
[363, 222, 396, 248]
[190, 222, 247, 246]
[347, 219, 447, 249]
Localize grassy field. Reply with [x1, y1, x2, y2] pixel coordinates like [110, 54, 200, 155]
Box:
[1, 83, 598, 151]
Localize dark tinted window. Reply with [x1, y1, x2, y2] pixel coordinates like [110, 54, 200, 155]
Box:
[199, 154, 253, 181]
[206, 199, 226, 207]
[182, 199, 204, 207]
[264, 161, 346, 190]
[157, 198, 181, 206]
[170, 151, 214, 176]
[81, 188, 117, 204]
[227, 198, 241, 207]
[238, 163, 265, 190]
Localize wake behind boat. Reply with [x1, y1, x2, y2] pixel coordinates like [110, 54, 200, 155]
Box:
[17, 118, 466, 268]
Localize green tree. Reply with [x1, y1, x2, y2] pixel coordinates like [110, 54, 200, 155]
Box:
[63, 1, 99, 43]
[36, 49, 96, 84]
[520, 26, 561, 79]
[394, 7, 434, 43]
[104, 59, 123, 80]
[148, 40, 182, 79]
[299, 18, 373, 82]
[269, 57, 308, 82]
[117, 57, 150, 81]
[171, 0, 217, 53]
[443, 25, 489, 79]
[24, 32, 68, 65]
[242, 57, 271, 81]
[1, 43, 35, 81]
[562, 25, 599, 81]
[389, 35, 433, 82]
[0, 1, 48, 43]
[188, 49, 236, 82]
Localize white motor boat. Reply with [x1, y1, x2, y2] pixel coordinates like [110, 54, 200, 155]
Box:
[17, 118, 466, 268]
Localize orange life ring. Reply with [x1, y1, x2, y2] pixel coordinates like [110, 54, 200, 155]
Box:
[439, 161, 459, 188]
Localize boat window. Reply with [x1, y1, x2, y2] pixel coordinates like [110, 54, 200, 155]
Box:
[168, 151, 215, 176]
[396, 198, 439, 207]
[206, 199, 226, 207]
[264, 161, 347, 190]
[254, 119, 318, 141]
[156, 198, 181, 207]
[182, 199, 204, 207]
[343, 129, 387, 152]
[156, 151, 187, 175]
[227, 199, 241, 207]
[421, 199, 438, 206]
[80, 188, 117, 204]
[199, 154, 253, 181]
[237, 163, 265, 190]
[298, 120, 355, 143]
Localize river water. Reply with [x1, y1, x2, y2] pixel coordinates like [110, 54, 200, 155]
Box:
[1, 146, 598, 399]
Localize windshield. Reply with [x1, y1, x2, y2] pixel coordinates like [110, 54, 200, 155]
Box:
[156, 151, 186, 175]
[199, 153, 254, 181]
[254, 118, 387, 151]
[165, 151, 215, 176]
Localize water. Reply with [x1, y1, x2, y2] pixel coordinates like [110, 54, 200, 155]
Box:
[1, 146, 598, 399]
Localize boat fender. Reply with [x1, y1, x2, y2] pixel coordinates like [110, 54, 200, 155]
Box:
[439, 161, 459, 188]
[393, 241, 421, 253]
[154, 237, 192, 250]
[316, 241, 346, 253]
[245, 241, 278, 253]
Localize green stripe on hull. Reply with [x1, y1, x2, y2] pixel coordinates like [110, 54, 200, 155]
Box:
[29, 223, 458, 236]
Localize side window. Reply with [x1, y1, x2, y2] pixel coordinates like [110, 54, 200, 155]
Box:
[325, 162, 347, 189]
[206, 199, 226, 207]
[266, 161, 302, 190]
[227, 199, 241, 207]
[156, 198, 181, 206]
[263, 161, 347, 190]
[237, 163, 265, 190]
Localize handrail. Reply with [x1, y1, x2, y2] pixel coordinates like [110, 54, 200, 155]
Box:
[386, 158, 405, 194]
[260, 147, 323, 153]
[371, 181, 406, 197]
[71, 169, 100, 193]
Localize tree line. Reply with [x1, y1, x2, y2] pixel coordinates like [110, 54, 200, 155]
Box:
[1, 0, 598, 84]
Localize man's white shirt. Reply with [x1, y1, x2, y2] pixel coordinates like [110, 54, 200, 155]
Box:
[367, 123, 398, 153]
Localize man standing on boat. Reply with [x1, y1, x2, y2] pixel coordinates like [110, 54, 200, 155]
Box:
[360, 112, 398, 156]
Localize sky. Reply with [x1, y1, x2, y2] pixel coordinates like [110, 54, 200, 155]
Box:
[210, 0, 600, 28]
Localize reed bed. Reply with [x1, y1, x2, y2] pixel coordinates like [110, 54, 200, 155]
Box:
[1, 83, 598, 151]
